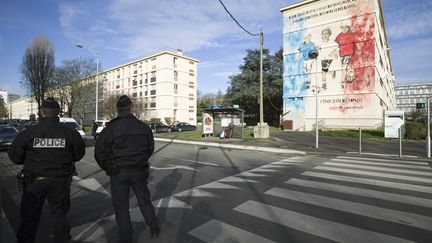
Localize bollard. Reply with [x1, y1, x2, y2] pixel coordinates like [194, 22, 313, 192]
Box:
[359, 127, 362, 155]
[399, 127, 402, 157]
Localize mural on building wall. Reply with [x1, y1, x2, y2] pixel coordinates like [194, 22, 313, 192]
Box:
[283, 0, 376, 129]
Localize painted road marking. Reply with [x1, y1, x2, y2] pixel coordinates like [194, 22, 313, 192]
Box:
[302, 171, 432, 194]
[286, 178, 432, 208]
[234, 200, 414, 243]
[314, 166, 432, 184]
[189, 219, 275, 243]
[323, 162, 432, 176]
[265, 187, 432, 231]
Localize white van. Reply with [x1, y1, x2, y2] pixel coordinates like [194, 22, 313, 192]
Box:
[94, 120, 110, 138]
[59, 117, 86, 140]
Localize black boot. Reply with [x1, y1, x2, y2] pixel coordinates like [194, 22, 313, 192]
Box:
[150, 225, 161, 238]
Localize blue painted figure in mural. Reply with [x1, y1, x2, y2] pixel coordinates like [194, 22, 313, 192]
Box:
[296, 33, 317, 89]
[317, 28, 338, 90]
[335, 21, 356, 88]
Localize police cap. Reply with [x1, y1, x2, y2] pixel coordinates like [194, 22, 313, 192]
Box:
[42, 97, 60, 109]
[117, 95, 132, 108]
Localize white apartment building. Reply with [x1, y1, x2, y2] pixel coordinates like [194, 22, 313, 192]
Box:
[396, 83, 432, 114]
[101, 50, 198, 125]
[281, 0, 395, 131]
[7, 96, 38, 120]
[7, 50, 199, 125]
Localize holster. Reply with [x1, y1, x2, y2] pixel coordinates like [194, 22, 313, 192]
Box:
[17, 170, 35, 192]
[105, 165, 120, 176]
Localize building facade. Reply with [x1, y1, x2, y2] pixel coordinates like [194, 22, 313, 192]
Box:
[395, 83, 432, 114]
[100, 50, 198, 124]
[7, 50, 199, 125]
[281, 0, 395, 131]
[7, 96, 38, 120]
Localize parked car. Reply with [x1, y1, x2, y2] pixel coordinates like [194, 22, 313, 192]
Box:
[0, 125, 19, 150]
[171, 122, 197, 132]
[148, 122, 171, 133]
[59, 117, 86, 140]
[94, 120, 110, 138]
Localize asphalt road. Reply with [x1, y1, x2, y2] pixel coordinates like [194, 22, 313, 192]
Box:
[1, 141, 432, 243]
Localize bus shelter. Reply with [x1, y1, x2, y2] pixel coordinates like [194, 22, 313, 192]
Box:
[202, 107, 245, 139]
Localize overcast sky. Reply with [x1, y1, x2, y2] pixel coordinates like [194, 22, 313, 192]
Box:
[1, 0, 431, 97]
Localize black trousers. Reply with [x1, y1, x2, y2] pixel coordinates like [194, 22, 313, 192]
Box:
[110, 170, 159, 242]
[17, 177, 71, 243]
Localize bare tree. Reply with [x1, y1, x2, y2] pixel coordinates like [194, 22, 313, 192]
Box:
[103, 94, 120, 119]
[51, 58, 96, 125]
[0, 96, 8, 118]
[21, 36, 55, 118]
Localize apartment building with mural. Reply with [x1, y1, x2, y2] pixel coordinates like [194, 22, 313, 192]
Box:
[7, 50, 199, 125]
[281, 0, 395, 131]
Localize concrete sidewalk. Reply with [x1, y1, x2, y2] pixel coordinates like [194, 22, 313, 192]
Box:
[154, 130, 430, 158]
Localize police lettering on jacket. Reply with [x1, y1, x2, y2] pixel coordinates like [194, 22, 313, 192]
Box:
[33, 138, 66, 148]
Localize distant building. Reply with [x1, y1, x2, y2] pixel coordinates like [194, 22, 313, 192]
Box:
[8, 93, 20, 103]
[8, 50, 199, 125]
[395, 83, 432, 114]
[7, 96, 37, 120]
[281, 0, 395, 131]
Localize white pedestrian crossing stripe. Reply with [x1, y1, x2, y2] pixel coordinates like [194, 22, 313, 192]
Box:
[323, 162, 432, 176]
[330, 158, 432, 170]
[337, 156, 428, 165]
[234, 200, 415, 243]
[265, 187, 432, 231]
[314, 166, 432, 183]
[286, 178, 432, 208]
[189, 219, 276, 243]
[303, 171, 432, 194]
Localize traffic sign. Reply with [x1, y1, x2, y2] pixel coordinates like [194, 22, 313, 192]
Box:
[416, 103, 426, 109]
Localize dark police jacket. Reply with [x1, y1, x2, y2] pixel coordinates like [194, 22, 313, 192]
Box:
[8, 116, 86, 177]
[94, 113, 154, 171]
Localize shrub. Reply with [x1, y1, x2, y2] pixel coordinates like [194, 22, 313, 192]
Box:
[404, 122, 424, 140]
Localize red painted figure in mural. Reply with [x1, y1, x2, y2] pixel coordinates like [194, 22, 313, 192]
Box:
[335, 20, 356, 88]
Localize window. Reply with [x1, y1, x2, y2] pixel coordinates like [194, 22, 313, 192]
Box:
[150, 90, 156, 95]
[174, 84, 178, 90]
[145, 91, 148, 96]
[150, 102, 156, 108]
[132, 93, 137, 98]
[140, 92, 142, 97]
[173, 57, 177, 64]
[150, 71, 156, 83]
[174, 70, 178, 77]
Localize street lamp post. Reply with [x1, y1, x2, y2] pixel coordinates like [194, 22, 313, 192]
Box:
[76, 44, 99, 121]
[308, 50, 320, 149]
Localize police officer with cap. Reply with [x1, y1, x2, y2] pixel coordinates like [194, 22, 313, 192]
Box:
[8, 97, 85, 243]
[95, 95, 160, 243]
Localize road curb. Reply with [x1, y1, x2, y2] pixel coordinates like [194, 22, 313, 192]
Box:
[154, 138, 307, 155]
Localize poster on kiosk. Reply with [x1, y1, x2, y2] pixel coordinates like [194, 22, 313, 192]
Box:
[202, 113, 214, 135]
[384, 111, 404, 138]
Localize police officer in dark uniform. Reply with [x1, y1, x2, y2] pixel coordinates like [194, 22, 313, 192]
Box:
[8, 97, 85, 243]
[94, 95, 160, 243]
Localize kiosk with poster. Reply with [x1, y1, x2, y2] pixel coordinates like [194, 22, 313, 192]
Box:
[384, 111, 404, 138]
[202, 107, 245, 139]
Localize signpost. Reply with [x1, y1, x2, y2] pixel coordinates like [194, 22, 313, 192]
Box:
[416, 103, 426, 109]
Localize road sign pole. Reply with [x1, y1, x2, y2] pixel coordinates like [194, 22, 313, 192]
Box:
[427, 98, 430, 158]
